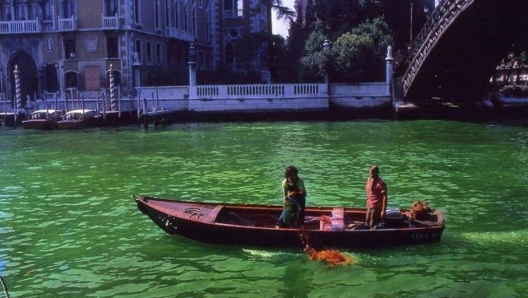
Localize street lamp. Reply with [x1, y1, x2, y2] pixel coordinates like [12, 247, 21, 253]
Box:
[323, 39, 329, 84]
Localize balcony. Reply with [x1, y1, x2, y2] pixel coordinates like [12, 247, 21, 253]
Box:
[0, 16, 77, 34]
[102, 14, 119, 30]
[58, 16, 77, 32]
[0, 20, 41, 34]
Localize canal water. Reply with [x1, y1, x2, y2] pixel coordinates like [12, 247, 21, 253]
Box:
[0, 120, 527, 298]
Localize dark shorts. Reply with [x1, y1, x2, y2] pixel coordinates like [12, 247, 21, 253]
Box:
[366, 207, 382, 229]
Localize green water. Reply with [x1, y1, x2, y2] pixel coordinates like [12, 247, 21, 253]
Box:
[1, 120, 527, 298]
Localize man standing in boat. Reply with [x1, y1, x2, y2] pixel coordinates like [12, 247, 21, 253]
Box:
[365, 165, 388, 230]
[278, 165, 307, 227]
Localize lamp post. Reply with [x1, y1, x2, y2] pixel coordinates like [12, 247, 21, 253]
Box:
[188, 43, 197, 87]
[323, 39, 329, 84]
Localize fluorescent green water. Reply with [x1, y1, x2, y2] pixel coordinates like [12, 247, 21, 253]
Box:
[1, 120, 527, 297]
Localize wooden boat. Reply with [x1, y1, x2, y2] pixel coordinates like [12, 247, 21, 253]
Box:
[22, 109, 62, 129]
[134, 195, 445, 249]
[57, 109, 103, 129]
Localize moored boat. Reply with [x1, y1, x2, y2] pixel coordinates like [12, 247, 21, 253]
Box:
[134, 195, 445, 249]
[22, 109, 62, 129]
[57, 109, 103, 129]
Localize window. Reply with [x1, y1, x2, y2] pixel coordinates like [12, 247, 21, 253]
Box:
[107, 37, 118, 58]
[165, 0, 170, 28]
[64, 39, 76, 59]
[45, 64, 59, 92]
[61, 0, 75, 18]
[65, 71, 78, 89]
[1, 5, 12, 21]
[133, 0, 141, 25]
[135, 40, 142, 62]
[205, 1, 211, 42]
[192, 7, 196, 38]
[183, 3, 188, 31]
[29, 3, 40, 20]
[225, 42, 235, 69]
[105, 0, 118, 16]
[146, 41, 152, 64]
[156, 43, 162, 64]
[224, 0, 243, 18]
[154, 0, 160, 30]
[174, 1, 179, 29]
[16, 4, 27, 20]
[42, 0, 53, 21]
[107, 70, 121, 87]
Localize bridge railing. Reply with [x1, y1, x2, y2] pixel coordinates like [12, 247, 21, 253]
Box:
[402, 0, 473, 95]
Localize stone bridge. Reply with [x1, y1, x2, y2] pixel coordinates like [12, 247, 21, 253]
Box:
[396, 0, 528, 104]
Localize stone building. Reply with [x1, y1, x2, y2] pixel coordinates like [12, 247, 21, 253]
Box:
[0, 0, 268, 108]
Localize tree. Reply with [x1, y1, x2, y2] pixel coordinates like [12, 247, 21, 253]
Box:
[300, 18, 393, 83]
[300, 29, 328, 81]
[253, 0, 295, 82]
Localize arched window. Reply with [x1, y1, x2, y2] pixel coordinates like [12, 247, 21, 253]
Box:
[43, 0, 53, 20]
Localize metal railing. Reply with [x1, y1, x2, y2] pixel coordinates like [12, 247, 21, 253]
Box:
[401, 0, 473, 96]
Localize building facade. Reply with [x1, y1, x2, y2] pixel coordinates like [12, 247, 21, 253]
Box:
[0, 0, 268, 108]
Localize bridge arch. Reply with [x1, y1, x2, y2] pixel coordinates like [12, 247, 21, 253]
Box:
[397, 0, 528, 104]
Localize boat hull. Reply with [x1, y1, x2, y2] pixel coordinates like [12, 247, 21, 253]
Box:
[22, 119, 57, 130]
[57, 118, 102, 129]
[135, 196, 445, 249]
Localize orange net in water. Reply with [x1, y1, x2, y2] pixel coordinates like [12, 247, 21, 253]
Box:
[305, 248, 354, 267]
[297, 223, 354, 266]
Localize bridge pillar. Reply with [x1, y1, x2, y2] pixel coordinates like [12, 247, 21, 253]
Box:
[385, 46, 394, 96]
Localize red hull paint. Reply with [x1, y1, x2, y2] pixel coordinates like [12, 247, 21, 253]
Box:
[134, 195, 445, 249]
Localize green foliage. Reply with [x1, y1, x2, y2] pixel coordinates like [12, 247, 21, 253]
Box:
[233, 32, 268, 71]
[300, 30, 328, 79]
[299, 17, 393, 82]
[332, 33, 377, 82]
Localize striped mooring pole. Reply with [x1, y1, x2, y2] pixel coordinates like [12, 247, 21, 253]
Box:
[14, 65, 21, 110]
[108, 64, 116, 111]
[13, 65, 21, 127]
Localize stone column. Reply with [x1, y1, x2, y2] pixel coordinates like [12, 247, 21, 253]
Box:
[385, 46, 394, 96]
[188, 43, 197, 87]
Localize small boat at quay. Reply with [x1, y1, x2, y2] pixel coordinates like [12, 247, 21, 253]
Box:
[134, 195, 445, 249]
[57, 109, 103, 129]
[22, 109, 62, 130]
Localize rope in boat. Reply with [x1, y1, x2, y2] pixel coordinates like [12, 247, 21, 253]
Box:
[0, 277, 9, 298]
[184, 207, 203, 220]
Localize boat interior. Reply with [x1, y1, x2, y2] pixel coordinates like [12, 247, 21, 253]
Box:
[212, 206, 442, 230]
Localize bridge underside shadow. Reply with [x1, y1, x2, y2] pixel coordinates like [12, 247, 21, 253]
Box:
[398, 0, 528, 106]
